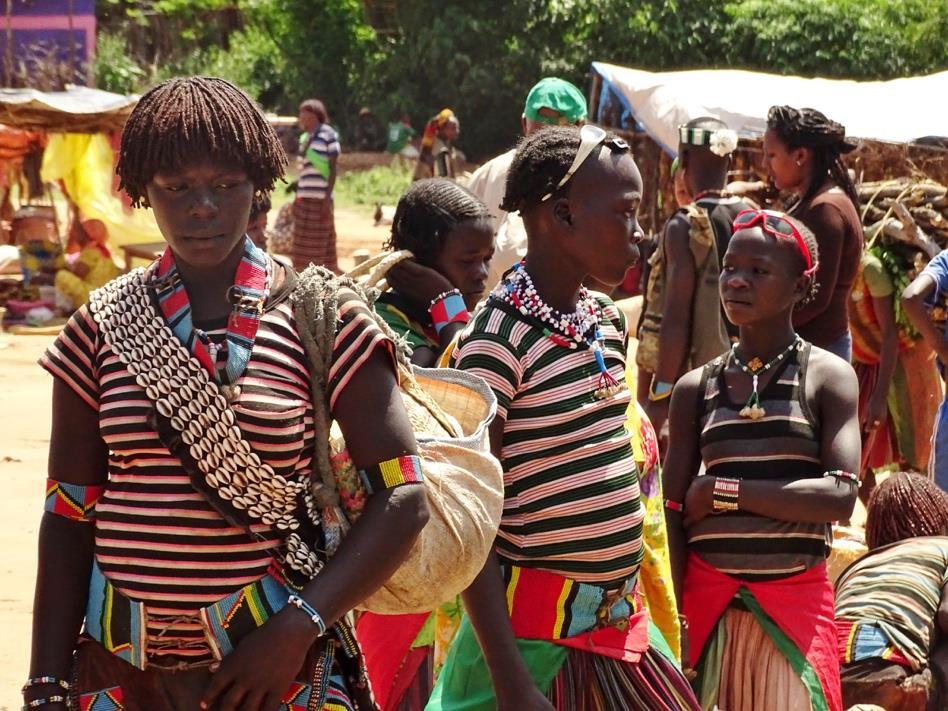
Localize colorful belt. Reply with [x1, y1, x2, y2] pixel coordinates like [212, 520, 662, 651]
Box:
[502, 565, 650, 662]
[838, 620, 913, 669]
[86, 561, 293, 670]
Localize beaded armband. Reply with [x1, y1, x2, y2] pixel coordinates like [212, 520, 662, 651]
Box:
[429, 290, 470, 335]
[823, 470, 858, 483]
[664, 498, 683, 513]
[358, 455, 424, 494]
[712, 477, 740, 514]
[286, 594, 327, 636]
[44, 479, 106, 523]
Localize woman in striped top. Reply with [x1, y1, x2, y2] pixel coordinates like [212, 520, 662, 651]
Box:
[836, 471, 948, 709]
[26, 77, 428, 711]
[428, 126, 700, 710]
[664, 209, 860, 711]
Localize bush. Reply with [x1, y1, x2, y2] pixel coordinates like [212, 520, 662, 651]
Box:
[334, 161, 414, 208]
[94, 31, 145, 94]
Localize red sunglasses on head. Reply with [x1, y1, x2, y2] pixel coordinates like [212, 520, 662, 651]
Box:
[732, 209, 816, 275]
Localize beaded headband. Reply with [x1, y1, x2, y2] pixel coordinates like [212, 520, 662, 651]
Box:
[678, 125, 739, 157]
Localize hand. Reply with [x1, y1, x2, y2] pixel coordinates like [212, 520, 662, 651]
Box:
[644, 397, 670, 448]
[683, 475, 714, 527]
[861, 392, 888, 433]
[201, 609, 316, 711]
[386, 259, 455, 307]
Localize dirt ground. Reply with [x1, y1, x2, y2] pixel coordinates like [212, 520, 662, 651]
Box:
[0, 205, 389, 710]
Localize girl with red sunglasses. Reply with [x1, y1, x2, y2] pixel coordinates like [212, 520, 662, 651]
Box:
[663, 208, 860, 711]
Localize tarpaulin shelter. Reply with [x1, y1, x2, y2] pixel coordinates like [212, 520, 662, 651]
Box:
[588, 63, 948, 233]
[0, 85, 163, 247]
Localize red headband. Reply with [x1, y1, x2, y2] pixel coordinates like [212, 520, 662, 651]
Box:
[732, 209, 817, 276]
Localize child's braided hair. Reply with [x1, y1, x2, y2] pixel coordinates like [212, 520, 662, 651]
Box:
[117, 76, 287, 208]
[866, 471, 948, 549]
[386, 178, 490, 266]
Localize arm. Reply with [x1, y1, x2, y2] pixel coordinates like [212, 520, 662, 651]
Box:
[645, 216, 695, 433]
[863, 291, 898, 429]
[459, 417, 553, 710]
[327, 156, 337, 197]
[25, 381, 108, 709]
[661, 369, 703, 607]
[793, 203, 847, 328]
[203, 349, 430, 711]
[903, 272, 948, 363]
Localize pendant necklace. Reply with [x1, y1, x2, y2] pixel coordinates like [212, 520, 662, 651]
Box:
[730, 335, 801, 420]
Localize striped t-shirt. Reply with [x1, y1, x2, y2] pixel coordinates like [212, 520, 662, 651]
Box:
[41, 271, 394, 662]
[452, 294, 644, 590]
[836, 536, 948, 671]
[298, 124, 341, 200]
[687, 342, 830, 580]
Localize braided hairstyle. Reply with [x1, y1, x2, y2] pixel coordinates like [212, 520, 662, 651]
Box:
[865, 471, 948, 549]
[117, 76, 287, 208]
[502, 125, 628, 214]
[766, 105, 859, 211]
[784, 214, 821, 306]
[386, 178, 491, 266]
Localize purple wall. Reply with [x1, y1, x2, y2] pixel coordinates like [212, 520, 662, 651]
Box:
[0, 0, 96, 85]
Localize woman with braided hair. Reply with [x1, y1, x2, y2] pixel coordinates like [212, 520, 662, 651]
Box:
[764, 105, 864, 361]
[836, 472, 948, 709]
[26, 76, 429, 711]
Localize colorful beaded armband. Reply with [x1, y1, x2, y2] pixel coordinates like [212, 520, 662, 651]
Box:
[664, 498, 683, 513]
[22, 696, 66, 710]
[823, 470, 859, 483]
[44, 479, 106, 523]
[359, 455, 424, 494]
[429, 289, 470, 335]
[21, 678, 69, 694]
[712, 477, 740, 513]
[286, 594, 327, 636]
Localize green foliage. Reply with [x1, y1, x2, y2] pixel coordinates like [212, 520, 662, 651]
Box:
[724, 0, 948, 79]
[93, 31, 145, 94]
[334, 161, 414, 208]
[92, 0, 948, 158]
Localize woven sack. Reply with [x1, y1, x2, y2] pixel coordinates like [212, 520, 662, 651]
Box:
[296, 253, 504, 614]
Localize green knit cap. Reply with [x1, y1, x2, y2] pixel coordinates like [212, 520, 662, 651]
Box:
[523, 77, 587, 125]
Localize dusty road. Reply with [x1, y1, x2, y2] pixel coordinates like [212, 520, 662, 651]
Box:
[0, 206, 389, 710]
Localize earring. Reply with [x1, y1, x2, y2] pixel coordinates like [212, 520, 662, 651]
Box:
[795, 159, 802, 166]
[254, 190, 263, 198]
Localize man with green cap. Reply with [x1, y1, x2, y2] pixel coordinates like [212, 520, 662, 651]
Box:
[467, 77, 587, 289]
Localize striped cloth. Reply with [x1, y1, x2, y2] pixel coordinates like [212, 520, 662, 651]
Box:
[451, 294, 643, 590]
[687, 342, 831, 580]
[40, 271, 394, 663]
[298, 124, 341, 200]
[291, 197, 338, 273]
[375, 290, 438, 355]
[835, 536, 948, 672]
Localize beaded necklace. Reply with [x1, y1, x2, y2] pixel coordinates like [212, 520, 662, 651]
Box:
[730, 335, 802, 420]
[493, 261, 623, 399]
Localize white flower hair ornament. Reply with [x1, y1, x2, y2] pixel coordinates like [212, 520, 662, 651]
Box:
[708, 129, 739, 157]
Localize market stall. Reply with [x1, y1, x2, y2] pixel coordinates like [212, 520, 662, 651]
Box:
[588, 63, 948, 233]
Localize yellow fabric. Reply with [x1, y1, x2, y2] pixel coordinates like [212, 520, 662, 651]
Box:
[55, 246, 121, 307]
[626, 361, 682, 660]
[40, 133, 162, 248]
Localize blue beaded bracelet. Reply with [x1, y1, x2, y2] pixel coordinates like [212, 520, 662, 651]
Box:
[286, 594, 327, 636]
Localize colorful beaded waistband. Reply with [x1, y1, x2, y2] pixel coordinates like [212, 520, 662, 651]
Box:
[502, 565, 641, 640]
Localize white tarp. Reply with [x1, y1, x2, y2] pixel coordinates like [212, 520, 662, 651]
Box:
[592, 62, 948, 154]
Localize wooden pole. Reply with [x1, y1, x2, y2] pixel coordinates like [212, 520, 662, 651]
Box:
[5, 0, 12, 87]
[67, 0, 76, 85]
